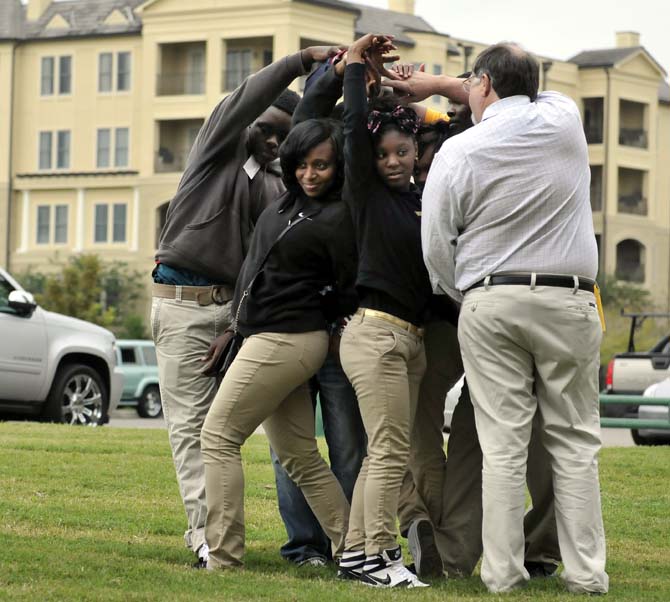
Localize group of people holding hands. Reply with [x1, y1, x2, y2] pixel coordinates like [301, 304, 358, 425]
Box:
[151, 33, 609, 595]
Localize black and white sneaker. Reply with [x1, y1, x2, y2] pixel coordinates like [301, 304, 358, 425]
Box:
[408, 518, 444, 578]
[360, 546, 429, 588]
[192, 543, 209, 569]
[338, 549, 366, 580]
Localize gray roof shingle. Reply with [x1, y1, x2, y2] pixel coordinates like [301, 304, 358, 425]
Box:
[0, 0, 24, 40]
[660, 80, 670, 104]
[569, 45, 666, 76]
[354, 5, 439, 46]
[23, 0, 144, 40]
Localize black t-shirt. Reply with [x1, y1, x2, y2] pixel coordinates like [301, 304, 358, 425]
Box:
[342, 63, 433, 326]
[233, 191, 358, 337]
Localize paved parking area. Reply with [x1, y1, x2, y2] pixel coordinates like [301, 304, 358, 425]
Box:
[108, 408, 637, 446]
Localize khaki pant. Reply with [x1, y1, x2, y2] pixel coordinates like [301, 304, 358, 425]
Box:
[200, 330, 350, 569]
[459, 285, 608, 594]
[151, 296, 232, 553]
[340, 311, 426, 555]
[397, 321, 559, 576]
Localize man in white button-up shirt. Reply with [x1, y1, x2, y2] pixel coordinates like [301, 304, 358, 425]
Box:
[422, 43, 608, 595]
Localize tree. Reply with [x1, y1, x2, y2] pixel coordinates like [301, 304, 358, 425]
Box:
[16, 254, 147, 338]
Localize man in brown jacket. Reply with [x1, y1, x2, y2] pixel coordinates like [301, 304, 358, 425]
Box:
[151, 46, 339, 567]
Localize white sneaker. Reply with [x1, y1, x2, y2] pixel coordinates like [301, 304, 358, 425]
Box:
[360, 547, 429, 588]
[338, 549, 366, 580]
[297, 556, 327, 568]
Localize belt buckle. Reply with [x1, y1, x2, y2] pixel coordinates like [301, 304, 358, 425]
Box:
[211, 286, 227, 305]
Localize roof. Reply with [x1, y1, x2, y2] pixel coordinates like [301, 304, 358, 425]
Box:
[0, 0, 24, 40]
[354, 5, 438, 47]
[569, 46, 666, 77]
[295, 0, 360, 15]
[17, 0, 144, 41]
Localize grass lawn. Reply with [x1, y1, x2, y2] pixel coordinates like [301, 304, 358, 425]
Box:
[0, 423, 668, 601]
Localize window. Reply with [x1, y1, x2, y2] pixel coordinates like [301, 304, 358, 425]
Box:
[39, 131, 52, 170]
[99, 51, 132, 92]
[616, 239, 645, 283]
[432, 64, 443, 105]
[99, 52, 113, 92]
[117, 52, 132, 91]
[41, 56, 71, 96]
[59, 56, 72, 94]
[37, 206, 50, 244]
[120, 347, 137, 364]
[56, 131, 70, 169]
[35, 205, 68, 244]
[41, 57, 54, 95]
[94, 203, 127, 243]
[97, 129, 111, 168]
[225, 49, 251, 90]
[55, 205, 68, 243]
[94, 205, 108, 242]
[115, 128, 129, 167]
[113, 204, 127, 242]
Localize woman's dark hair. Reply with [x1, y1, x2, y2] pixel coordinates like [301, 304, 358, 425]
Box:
[279, 118, 344, 194]
[472, 43, 539, 101]
[368, 93, 420, 145]
[417, 119, 451, 161]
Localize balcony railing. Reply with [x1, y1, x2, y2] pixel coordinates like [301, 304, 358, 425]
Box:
[617, 193, 647, 216]
[584, 126, 603, 144]
[619, 128, 648, 148]
[155, 149, 189, 173]
[157, 71, 205, 96]
[222, 69, 252, 92]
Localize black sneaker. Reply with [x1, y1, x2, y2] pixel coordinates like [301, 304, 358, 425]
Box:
[407, 518, 444, 578]
[525, 561, 558, 578]
[338, 550, 366, 580]
[360, 546, 429, 588]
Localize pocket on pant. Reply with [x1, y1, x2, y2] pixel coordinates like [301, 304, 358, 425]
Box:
[375, 329, 398, 356]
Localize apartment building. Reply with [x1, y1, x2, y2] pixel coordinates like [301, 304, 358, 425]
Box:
[1, 0, 668, 313]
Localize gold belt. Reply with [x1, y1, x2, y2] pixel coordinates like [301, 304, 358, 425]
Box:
[152, 283, 234, 306]
[356, 308, 424, 336]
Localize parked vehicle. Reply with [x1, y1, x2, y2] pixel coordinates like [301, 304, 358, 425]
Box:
[115, 340, 162, 418]
[0, 268, 123, 425]
[602, 312, 670, 445]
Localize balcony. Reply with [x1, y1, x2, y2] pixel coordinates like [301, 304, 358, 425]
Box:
[619, 99, 648, 149]
[222, 37, 272, 92]
[157, 42, 206, 96]
[155, 118, 204, 173]
[617, 193, 647, 216]
[590, 165, 603, 212]
[619, 128, 648, 149]
[617, 167, 647, 216]
[616, 239, 646, 283]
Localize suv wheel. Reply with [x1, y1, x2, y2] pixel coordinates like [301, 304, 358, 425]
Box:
[137, 385, 162, 418]
[43, 364, 108, 426]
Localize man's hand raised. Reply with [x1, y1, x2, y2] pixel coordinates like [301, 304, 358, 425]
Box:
[301, 45, 348, 69]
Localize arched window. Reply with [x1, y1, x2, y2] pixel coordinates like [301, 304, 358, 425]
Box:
[155, 202, 169, 249]
[615, 239, 645, 283]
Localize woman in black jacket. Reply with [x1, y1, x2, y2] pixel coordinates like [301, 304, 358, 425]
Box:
[200, 118, 357, 570]
[336, 34, 432, 589]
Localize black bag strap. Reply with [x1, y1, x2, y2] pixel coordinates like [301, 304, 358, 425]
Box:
[231, 208, 320, 333]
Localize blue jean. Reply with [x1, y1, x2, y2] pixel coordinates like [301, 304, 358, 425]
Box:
[272, 350, 367, 563]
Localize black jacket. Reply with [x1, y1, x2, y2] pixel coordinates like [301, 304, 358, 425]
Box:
[233, 191, 358, 337]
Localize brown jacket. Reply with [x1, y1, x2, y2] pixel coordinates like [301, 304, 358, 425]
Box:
[155, 52, 306, 285]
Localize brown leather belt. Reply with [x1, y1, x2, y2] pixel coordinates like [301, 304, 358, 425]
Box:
[151, 283, 234, 306]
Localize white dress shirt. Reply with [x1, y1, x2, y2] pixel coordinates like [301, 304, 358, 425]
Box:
[422, 92, 598, 300]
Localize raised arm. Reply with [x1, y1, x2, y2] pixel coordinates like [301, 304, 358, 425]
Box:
[384, 70, 468, 105]
[293, 64, 344, 125]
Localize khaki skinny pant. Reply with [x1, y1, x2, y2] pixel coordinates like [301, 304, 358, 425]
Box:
[200, 330, 350, 569]
[397, 320, 560, 576]
[340, 311, 426, 555]
[459, 286, 608, 594]
[151, 296, 232, 554]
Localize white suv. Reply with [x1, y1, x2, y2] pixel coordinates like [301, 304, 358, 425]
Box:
[0, 268, 123, 425]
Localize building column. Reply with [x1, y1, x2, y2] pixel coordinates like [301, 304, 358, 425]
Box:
[18, 190, 29, 253]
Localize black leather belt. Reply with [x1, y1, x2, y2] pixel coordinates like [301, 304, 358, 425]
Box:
[466, 274, 595, 293]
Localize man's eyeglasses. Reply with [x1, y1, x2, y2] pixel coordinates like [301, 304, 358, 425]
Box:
[462, 73, 483, 93]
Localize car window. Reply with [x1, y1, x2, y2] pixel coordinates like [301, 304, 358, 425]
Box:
[0, 277, 16, 314]
[141, 346, 157, 366]
[120, 347, 137, 364]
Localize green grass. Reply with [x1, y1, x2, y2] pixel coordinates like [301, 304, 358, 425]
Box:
[0, 423, 669, 601]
